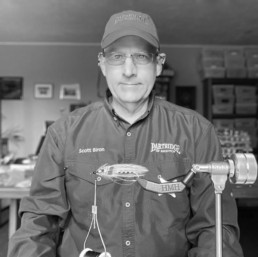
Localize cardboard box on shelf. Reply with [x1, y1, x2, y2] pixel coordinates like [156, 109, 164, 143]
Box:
[235, 102, 257, 115]
[213, 95, 235, 105]
[244, 48, 258, 59]
[246, 57, 258, 68]
[225, 48, 244, 58]
[226, 67, 247, 78]
[202, 67, 226, 78]
[202, 58, 224, 68]
[212, 85, 234, 96]
[213, 119, 234, 130]
[234, 118, 257, 129]
[212, 104, 234, 114]
[247, 67, 258, 78]
[225, 56, 245, 68]
[225, 49, 245, 69]
[235, 94, 256, 103]
[235, 86, 257, 96]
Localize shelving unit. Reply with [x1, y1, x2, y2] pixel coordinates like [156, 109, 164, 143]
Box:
[154, 63, 175, 101]
[203, 78, 258, 156]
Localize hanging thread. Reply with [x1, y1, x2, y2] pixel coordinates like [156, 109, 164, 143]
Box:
[79, 180, 111, 257]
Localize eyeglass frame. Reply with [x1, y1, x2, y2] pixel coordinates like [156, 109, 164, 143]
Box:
[98, 50, 166, 66]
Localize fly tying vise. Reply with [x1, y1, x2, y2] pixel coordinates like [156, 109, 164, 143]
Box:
[81, 154, 257, 257]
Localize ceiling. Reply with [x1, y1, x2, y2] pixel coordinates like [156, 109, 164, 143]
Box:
[0, 0, 258, 46]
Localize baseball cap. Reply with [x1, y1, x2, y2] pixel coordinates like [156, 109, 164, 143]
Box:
[101, 10, 160, 50]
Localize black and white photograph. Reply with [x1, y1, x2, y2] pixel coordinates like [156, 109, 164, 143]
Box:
[34, 84, 53, 99]
[1, 2, 258, 257]
[59, 84, 81, 100]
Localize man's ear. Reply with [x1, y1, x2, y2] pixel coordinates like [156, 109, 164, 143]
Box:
[98, 52, 106, 77]
[156, 53, 166, 77]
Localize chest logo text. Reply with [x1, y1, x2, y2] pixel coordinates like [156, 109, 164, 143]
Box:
[151, 143, 181, 154]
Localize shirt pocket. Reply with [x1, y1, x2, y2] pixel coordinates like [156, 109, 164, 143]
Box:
[142, 155, 192, 183]
[139, 156, 192, 212]
[159, 155, 192, 183]
[66, 160, 113, 186]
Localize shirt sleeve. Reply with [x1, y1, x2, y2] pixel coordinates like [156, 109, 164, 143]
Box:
[7, 125, 70, 257]
[186, 123, 244, 257]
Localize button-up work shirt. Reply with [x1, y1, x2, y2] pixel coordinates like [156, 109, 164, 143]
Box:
[8, 95, 243, 257]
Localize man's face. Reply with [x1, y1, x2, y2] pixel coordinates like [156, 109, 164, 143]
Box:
[99, 36, 164, 106]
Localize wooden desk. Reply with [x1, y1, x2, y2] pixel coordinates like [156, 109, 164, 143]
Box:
[0, 187, 30, 238]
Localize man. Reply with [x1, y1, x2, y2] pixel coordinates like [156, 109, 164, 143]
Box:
[8, 10, 243, 257]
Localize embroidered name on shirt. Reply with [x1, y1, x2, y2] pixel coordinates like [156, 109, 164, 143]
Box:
[151, 143, 181, 154]
[79, 148, 105, 153]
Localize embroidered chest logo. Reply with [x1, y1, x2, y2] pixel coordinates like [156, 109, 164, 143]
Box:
[150, 143, 181, 154]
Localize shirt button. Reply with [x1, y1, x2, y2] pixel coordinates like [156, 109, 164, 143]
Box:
[125, 202, 130, 207]
[113, 116, 117, 121]
[97, 177, 101, 181]
[127, 132, 131, 136]
[125, 240, 131, 246]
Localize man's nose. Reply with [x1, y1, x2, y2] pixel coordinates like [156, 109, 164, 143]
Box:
[123, 56, 137, 77]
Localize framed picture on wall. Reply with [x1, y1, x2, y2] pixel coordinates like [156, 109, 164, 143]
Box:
[34, 84, 53, 99]
[59, 84, 81, 100]
[0, 77, 23, 99]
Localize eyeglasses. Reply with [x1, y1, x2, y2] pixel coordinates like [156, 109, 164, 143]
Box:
[103, 52, 157, 66]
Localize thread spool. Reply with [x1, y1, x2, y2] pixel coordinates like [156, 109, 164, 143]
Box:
[79, 248, 111, 257]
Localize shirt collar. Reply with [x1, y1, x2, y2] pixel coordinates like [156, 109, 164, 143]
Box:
[104, 90, 155, 120]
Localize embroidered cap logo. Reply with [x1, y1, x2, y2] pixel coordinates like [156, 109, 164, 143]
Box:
[101, 10, 160, 49]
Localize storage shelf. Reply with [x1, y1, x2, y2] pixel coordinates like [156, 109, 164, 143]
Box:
[203, 78, 258, 154]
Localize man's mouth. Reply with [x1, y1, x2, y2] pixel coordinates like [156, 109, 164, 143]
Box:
[120, 83, 140, 86]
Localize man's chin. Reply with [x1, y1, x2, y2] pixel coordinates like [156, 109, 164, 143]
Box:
[121, 96, 143, 104]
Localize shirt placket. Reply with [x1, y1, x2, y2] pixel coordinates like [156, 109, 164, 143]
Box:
[122, 126, 136, 256]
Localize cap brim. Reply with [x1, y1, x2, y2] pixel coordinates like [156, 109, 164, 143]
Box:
[101, 28, 159, 49]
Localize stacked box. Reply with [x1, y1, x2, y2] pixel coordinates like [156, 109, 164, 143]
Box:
[244, 48, 258, 59]
[235, 86, 257, 115]
[201, 48, 225, 78]
[246, 57, 258, 68]
[203, 67, 226, 78]
[225, 49, 245, 67]
[225, 48, 246, 78]
[201, 47, 258, 78]
[213, 95, 234, 105]
[212, 105, 234, 114]
[247, 67, 258, 78]
[226, 68, 246, 78]
[212, 85, 235, 114]
[235, 103, 257, 114]
[202, 58, 224, 68]
[212, 85, 234, 95]
[245, 48, 258, 78]
[213, 119, 234, 130]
